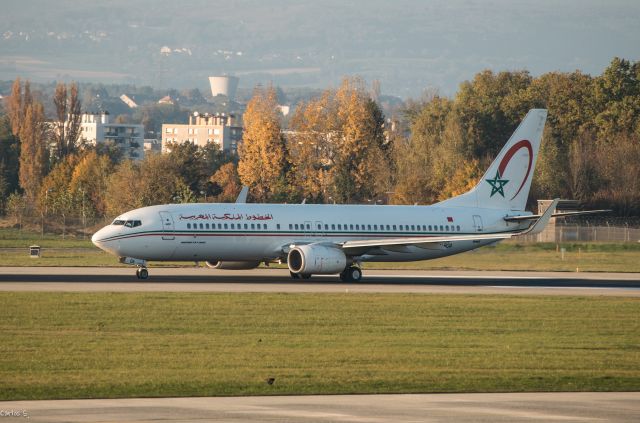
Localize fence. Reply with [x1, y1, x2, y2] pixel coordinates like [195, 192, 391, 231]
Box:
[518, 222, 640, 243]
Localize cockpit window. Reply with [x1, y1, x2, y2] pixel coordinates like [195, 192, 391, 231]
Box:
[124, 220, 142, 228]
[113, 219, 125, 225]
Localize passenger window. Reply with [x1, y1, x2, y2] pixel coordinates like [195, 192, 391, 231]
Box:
[331, 224, 335, 230]
[338, 224, 342, 230]
[355, 224, 359, 230]
[231, 223, 235, 229]
[440, 225, 444, 231]
[422, 225, 427, 231]
[445, 225, 449, 231]
[411, 225, 415, 231]
[276, 224, 280, 230]
[289, 224, 292, 230]
[325, 224, 329, 230]
[218, 223, 222, 229]
[374, 224, 378, 230]
[200, 223, 204, 229]
[187, 223, 191, 229]
[306, 224, 310, 230]
[457, 225, 461, 231]
[386, 225, 390, 230]
[263, 224, 267, 229]
[350, 224, 354, 230]
[367, 224, 371, 230]
[224, 223, 228, 229]
[428, 225, 432, 231]
[206, 223, 210, 229]
[295, 224, 299, 230]
[317, 224, 322, 230]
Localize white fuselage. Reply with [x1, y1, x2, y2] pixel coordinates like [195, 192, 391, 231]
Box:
[91, 203, 528, 264]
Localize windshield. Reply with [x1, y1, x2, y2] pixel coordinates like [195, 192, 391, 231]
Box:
[124, 220, 142, 228]
[112, 219, 125, 225]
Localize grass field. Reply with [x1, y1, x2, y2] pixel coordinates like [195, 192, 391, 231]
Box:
[0, 292, 639, 400]
[1, 241, 639, 272]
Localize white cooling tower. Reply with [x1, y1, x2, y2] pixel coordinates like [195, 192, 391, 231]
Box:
[208, 75, 239, 101]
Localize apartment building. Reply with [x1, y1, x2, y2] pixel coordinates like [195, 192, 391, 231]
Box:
[80, 112, 144, 160]
[161, 112, 243, 153]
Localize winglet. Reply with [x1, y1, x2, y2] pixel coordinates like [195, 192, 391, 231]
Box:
[520, 198, 559, 236]
[235, 186, 249, 203]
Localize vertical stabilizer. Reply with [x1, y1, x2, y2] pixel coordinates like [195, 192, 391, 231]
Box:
[437, 109, 547, 211]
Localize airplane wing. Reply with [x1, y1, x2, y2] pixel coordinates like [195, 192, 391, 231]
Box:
[340, 232, 516, 256]
[339, 199, 560, 256]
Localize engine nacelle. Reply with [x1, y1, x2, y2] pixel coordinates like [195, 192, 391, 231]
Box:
[205, 261, 261, 270]
[288, 244, 347, 275]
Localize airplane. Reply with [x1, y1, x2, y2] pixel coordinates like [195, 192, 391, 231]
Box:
[91, 109, 602, 281]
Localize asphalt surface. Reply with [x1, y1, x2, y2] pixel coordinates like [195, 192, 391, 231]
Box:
[0, 266, 639, 296]
[1, 392, 639, 422]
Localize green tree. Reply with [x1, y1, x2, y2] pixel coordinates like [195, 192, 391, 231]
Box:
[0, 115, 20, 212]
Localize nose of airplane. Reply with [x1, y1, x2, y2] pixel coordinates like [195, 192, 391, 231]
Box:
[91, 227, 105, 247]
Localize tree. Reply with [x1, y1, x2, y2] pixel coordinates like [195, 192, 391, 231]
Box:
[18, 101, 49, 202]
[237, 86, 290, 202]
[7, 78, 31, 137]
[0, 115, 20, 212]
[7, 78, 49, 203]
[287, 90, 335, 202]
[210, 162, 241, 203]
[330, 78, 389, 203]
[52, 82, 82, 161]
[6, 192, 26, 230]
[69, 150, 113, 216]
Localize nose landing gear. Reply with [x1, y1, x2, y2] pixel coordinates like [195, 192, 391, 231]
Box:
[120, 257, 149, 280]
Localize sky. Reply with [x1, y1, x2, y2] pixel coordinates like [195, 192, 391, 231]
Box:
[1, 0, 639, 97]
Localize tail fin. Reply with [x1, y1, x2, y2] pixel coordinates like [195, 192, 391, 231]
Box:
[437, 109, 547, 211]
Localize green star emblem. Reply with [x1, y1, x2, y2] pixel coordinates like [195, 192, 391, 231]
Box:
[486, 171, 509, 197]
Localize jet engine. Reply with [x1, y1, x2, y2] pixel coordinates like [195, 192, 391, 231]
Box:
[205, 261, 261, 270]
[287, 244, 347, 275]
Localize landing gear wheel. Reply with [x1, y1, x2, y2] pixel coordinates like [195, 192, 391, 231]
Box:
[137, 268, 149, 280]
[290, 271, 300, 279]
[301, 273, 312, 280]
[340, 266, 362, 282]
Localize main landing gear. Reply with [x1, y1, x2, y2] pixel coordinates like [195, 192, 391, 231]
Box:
[340, 266, 362, 282]
[289, 271, 311, 280]
[288, 266, 362, 282]
[135, 267, 149, 280]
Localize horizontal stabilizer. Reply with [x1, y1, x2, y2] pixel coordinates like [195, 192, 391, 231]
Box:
[504, 209, 611, 222]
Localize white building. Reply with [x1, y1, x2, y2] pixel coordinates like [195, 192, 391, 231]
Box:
[162, 112, 243, 154]
[80, 112, 144, 160]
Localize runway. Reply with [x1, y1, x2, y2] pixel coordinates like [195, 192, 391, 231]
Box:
[1, 392, 639, 422]
[0, 266, 639, 296]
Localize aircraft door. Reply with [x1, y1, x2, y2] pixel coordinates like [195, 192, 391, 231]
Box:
[473, 215, 483, 232]
[159, 211, 175, 240]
